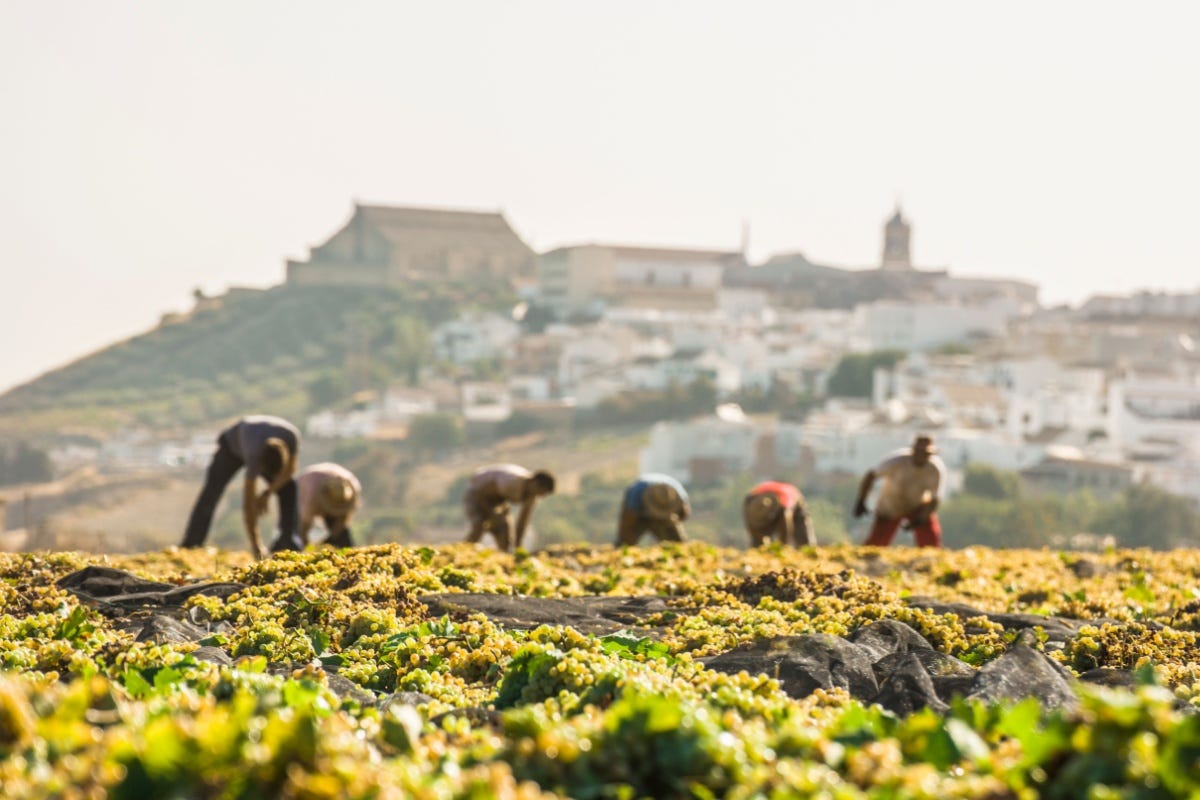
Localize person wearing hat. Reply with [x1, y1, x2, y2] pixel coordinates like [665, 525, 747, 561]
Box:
[463, 464, 556, 552]
[181, 415, 301, 559]
[853, 434, 945, 547]
[616, 473, 690, 546]
[297, 463, 362, 548]
[743, 480, 815, 547]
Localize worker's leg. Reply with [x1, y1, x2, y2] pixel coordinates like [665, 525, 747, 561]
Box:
[912, 514, 943, 548]
[862, 515, 902, 547]
[181, 440, 241, 548]
[269, 478, 302, 552]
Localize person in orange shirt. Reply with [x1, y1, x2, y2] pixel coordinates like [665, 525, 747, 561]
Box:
[743, 480, 815, 547]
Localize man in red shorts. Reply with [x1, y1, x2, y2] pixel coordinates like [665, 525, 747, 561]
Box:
[743, 480, 815, 547]
[853, 434, 945, 548]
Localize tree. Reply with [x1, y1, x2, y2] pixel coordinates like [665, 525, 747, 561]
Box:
[0, 442, 54, 486]
[1092, 483, 1200, 549]
[826, 350, 906, 398]
[307, 370, 349, 410]
[962, 463, 1022, 500]
[406, 413, 465, 456]
[387, 317, 432, 387]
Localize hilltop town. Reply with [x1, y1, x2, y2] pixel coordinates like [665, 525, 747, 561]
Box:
[2, 202, 1199, 550]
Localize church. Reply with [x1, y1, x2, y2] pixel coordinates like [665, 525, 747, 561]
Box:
[286, 203, 537, 288]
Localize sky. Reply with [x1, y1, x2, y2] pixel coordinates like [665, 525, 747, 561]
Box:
[1, 2, 1198, 394]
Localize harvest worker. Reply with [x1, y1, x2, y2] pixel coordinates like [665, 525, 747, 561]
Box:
[853, 434, 945, 548]
[181, 415, 301, 559]
[743, 480, 815, 547]
[463, 464, 556, 552]
[616, 473, 690, 546]
[297, 462, 362, 548]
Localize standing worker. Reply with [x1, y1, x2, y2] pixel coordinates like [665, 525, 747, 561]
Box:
[853, 434, 945, 548]
[616, 473, 690, 546]
[463, 464, 556, 552]
[297, 463, 362, 548]
[181, 415, 301, 558]
[743, 480, 815, 547]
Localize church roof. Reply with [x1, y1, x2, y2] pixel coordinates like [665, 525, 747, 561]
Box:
[355, 204, 530, 249]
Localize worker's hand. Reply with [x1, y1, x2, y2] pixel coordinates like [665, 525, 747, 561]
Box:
[254, 542, 269, 561]
[853, 499, 869, 518]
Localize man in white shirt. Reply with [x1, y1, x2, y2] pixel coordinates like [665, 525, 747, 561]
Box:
[853, 434, 945, 547]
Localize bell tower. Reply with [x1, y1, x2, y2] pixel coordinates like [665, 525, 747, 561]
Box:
[881, 204, 912, 270]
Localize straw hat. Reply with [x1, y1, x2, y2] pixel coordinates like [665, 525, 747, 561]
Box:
[643, 482, 681, 520]
[319, 477, 358, 516]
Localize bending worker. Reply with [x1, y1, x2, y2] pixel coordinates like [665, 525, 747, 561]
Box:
[616, 473, 690, 546]
[463, 464, 556, 552]
[297, 462, 362, 548]
[853, 434, 945, 548]
[181, 414, 301, 558]
[743, 480, 815, 547]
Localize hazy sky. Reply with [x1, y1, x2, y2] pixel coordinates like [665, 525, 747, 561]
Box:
[2, 2, 1198, 393]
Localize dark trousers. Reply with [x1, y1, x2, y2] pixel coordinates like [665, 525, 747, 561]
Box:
[181, 436, 301, 551]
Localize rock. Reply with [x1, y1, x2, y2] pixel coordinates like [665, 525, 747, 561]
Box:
[967, 645, 1078, 711]
[191, 646, 233, 666]
[849, 620, 933, 662]
[381, 691, 436, 711]
[57, 566, 248, 612]
[135, 615, 210, 644]
[420, 593, 670, 636]
[325, 674, 377, 706]
[1067, 558, 1107, 579]
[871, 648, 974, 685]
[903, 596, 1087, 651]
[431, 706, 503, 729]
[702, 635, 878, 700]
[931, 674, 977, 704]
[57, 566, 174, 597]
[1077, 668, 1137, 690]
[872, 652, 949, 716]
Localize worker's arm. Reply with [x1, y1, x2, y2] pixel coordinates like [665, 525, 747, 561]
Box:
[853, 471, 876, 517]
[512, 498, 537, 551]
[794, 503, 816, 546]
[242, 475, 267, 559]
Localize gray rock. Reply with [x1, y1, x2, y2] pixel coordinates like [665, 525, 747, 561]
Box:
[871, 648, 974, 685]
[702, 635, 878, 700]
[325, 674, 377, 706]
[135, 615, 210, 644]
[57, 566, 174, 597]
[431, 706, 502, 729]
[191, 646, 233, 666]
[967, 645, 1078, 711]
[873, 652, 949, 716]
[381, 691, 436, 711]
[420, 593, 670, 637]
[849, 620, 933, 662]
[1077, 668, 1137, 690]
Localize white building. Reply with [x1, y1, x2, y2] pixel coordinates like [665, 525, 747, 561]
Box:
[541, 244, 746, 315]
[855, 299, 1015, 352]
[433, 312, 521, 364]
[638, 410, 762, 483]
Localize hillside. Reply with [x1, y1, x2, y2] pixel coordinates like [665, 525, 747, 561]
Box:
[0, 280, 514, 439]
